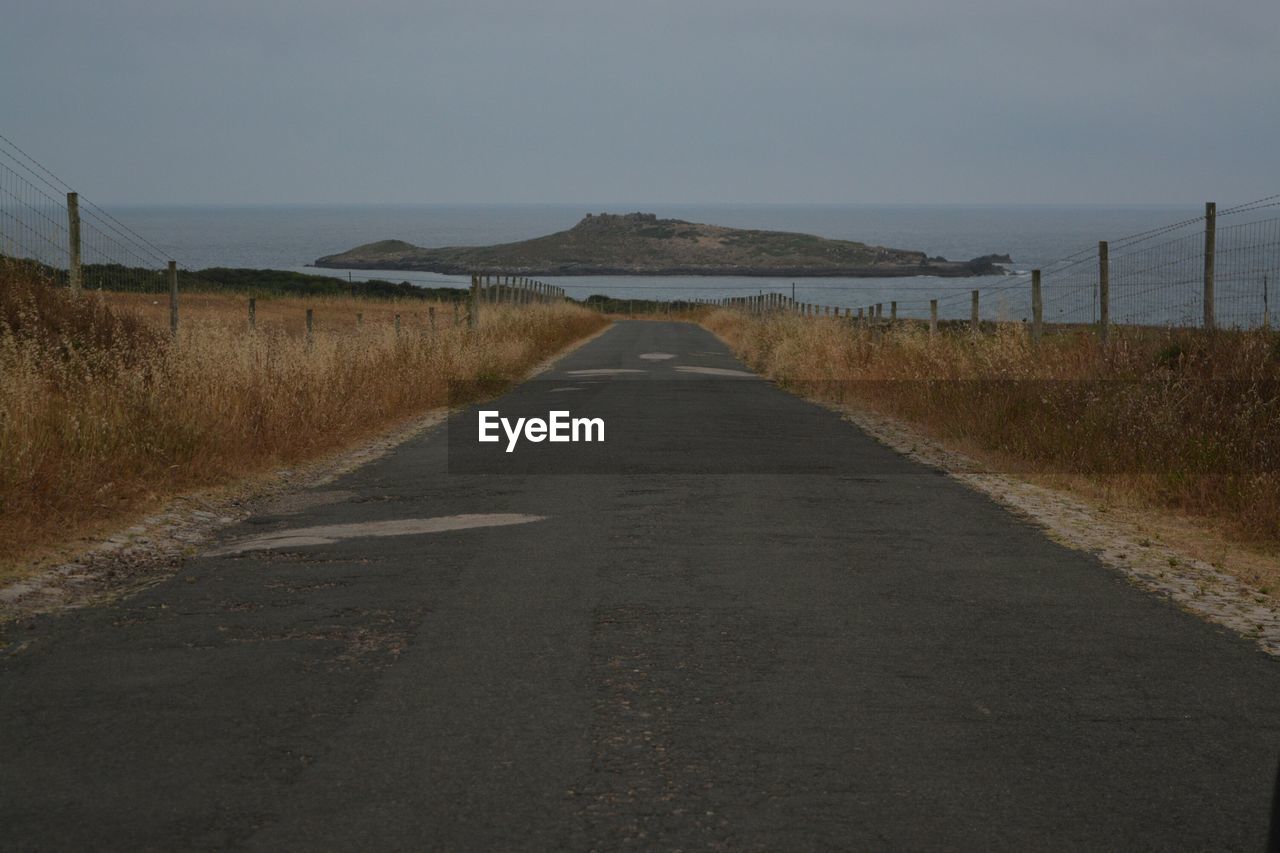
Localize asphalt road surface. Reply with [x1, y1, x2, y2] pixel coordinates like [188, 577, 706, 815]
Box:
[3, 320, 1279, 851]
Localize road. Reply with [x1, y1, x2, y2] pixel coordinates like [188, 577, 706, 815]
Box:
[3, 320, 1278, 851]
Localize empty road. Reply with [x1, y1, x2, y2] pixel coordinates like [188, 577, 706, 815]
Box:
[3, 320, 1278, 850]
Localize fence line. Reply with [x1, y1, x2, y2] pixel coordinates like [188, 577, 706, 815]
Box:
[1, 135, 171, 297]
[1, 135, 571, 335]
[717, 198, 1279, 334]
[3, 134, 1275, 334]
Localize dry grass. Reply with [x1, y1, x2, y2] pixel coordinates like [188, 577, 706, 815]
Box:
[705, 310, 1280, 555]
[0, 263, 606, 576]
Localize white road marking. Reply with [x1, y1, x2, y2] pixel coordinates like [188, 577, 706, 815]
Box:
[638, 352, 676, 361]
[674, 366, 758, 378]
[565, 369, 647, 376]
[548, 387, 585, 392]
[207, 513, 546, 556]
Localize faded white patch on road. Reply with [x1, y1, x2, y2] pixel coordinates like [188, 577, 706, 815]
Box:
[566, 368, 647, 376]
[674, 366, 757, 378]
[207, 513, 546, 557]
[638, 352, 676, 361]
[548, 386, 585, 392]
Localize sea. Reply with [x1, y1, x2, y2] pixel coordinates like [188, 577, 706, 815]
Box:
[103, 204, 1273, 326]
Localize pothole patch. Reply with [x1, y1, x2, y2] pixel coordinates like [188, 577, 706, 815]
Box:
[638, 353, 676, 361]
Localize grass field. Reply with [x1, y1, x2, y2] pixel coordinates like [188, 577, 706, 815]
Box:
[0, 262, 606, 577]
[705, 310, 1280, 570]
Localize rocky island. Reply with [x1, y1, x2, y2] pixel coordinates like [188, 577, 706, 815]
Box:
[314, 212, 1010, 277]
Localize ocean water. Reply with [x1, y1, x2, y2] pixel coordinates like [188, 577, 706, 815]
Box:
[105, 203, 1273, 324]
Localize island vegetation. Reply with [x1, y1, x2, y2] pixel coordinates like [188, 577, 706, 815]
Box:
[315, 212, 1011, 277]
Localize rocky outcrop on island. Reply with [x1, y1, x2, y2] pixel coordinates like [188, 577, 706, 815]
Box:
[315, 212, 1010, 277]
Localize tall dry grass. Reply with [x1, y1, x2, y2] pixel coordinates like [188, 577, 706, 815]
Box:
[705, 309, 1280, 549]
[0, 263, 606, 574]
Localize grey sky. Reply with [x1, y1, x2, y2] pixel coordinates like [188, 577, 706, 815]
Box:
[3, 0, 1276, 205]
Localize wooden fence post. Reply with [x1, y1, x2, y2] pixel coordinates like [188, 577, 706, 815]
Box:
[970, 289, 980, 334]
[248, 297, 256, 330]
[306, 308, 314, 348]
[394, 313, 401, 337]
[890, 301, 897, 322]
[468, 273, 479, 328]
[428, 306, 436, 332]
[1031, 269, 1043, 344]
[1203, 202, 1216, 330]
[875, 303, 883, 319]
[453, 302, 460, 326]
[67, 192, 82, 294]
[930, 299, 938, 336]
[1098, 241, 1110, 344]
[168, 260, 178, 337]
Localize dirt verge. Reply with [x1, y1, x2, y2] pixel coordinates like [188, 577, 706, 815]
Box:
[0, 322, 612, 624]
[826, 401, 1280, 657]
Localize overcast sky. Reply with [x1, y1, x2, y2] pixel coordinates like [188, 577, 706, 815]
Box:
[3, 0, 1277, 205]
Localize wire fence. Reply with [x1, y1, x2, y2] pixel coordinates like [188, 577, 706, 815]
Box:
[722, 197, 1280, 334]
[0, 135, 567, 335]
[1, 133, 173, 293]
[3, 131, 1276, 334]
